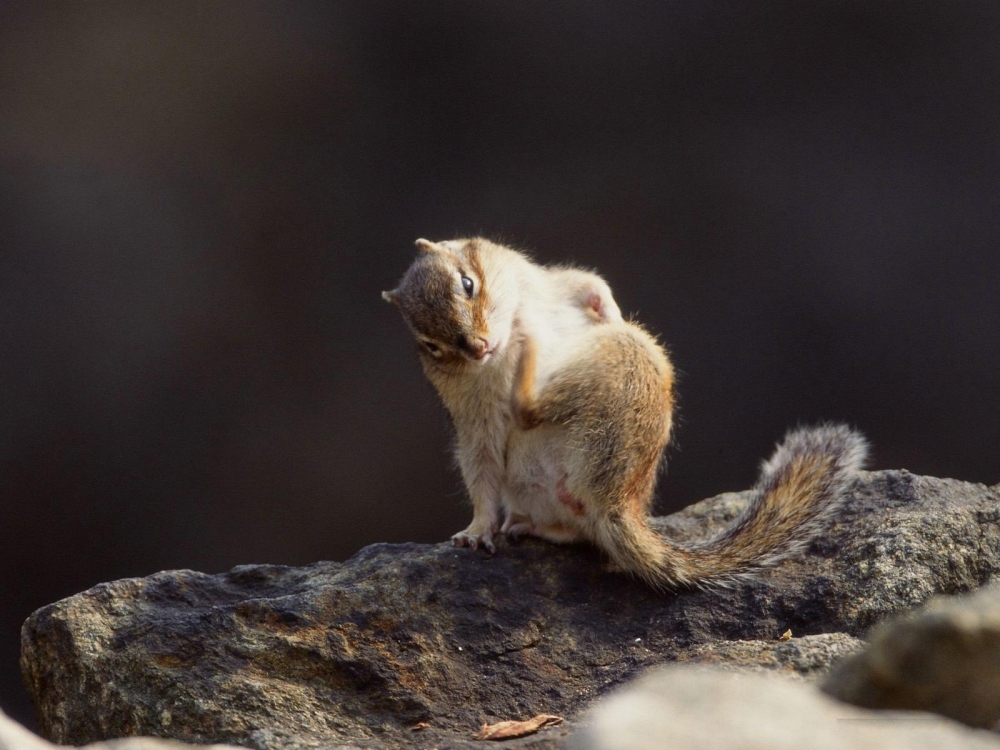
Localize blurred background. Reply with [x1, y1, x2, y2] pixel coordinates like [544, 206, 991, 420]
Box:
[2, 0, 999, 729]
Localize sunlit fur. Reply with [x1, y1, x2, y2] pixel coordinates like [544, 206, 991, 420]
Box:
[384, 237, 621, 550]
[385, 237, 868, 589]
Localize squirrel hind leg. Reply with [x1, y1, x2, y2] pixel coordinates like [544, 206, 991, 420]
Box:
[501, 516, 582, 545]
[510, 335, 543, 430]
[501, 513, 533, 541]
[526, 522, 583, 544]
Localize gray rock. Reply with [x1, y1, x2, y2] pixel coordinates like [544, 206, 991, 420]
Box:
[0, 709, 239, 750]
[674, 633, 864, 678]
[20, 471, 1000, 750]
[575, 666, 1000, 750]
[825, 583, 1000, 728]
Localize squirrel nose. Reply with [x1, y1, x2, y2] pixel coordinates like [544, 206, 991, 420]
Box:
[470, 337, 490, 360]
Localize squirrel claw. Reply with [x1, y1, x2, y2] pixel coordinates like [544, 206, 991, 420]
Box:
[451, 527, 497, 555]
[503, 521, 535, 543]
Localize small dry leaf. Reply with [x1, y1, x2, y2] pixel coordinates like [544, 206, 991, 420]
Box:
[778, 629, 792, 641]
[411, 722, 430, 731]
[473, 714, 564, 741]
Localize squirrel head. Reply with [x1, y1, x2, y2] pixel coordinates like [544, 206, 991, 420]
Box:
[383, 237, 518, 368]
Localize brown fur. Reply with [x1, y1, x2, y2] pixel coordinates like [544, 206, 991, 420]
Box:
[466, 241, 490, 333]
[509, 303, 867, 590]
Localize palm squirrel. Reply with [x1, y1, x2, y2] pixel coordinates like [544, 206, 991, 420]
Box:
[383, 237, 868, 589]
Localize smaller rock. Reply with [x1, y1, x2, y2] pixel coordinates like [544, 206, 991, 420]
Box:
[674, 633, 864, 679]
[575, 666, 1000, 750]
[0, 710, 241, 750]
[824, 583, 1000, 728]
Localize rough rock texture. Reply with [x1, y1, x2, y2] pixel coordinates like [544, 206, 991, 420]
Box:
[576, 666, 1000, 750]
[20, 471, 1000, 750]
[674, 632, 863, 678]
[0, 709, 239, 750]
[825, 583, 1000, 728]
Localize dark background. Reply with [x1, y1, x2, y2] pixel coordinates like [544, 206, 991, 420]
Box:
[2, 0, 999, 729]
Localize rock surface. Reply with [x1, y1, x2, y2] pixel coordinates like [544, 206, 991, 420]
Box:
[576, 666, 1000, 750]
[825, 582, 1000, 728]
[20, 470, 1000, 750]
[0, 709, 239, 750]
[673, 632, 863, 677]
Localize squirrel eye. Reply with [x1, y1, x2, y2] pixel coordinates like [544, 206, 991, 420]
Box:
[461, 275, 474, 298]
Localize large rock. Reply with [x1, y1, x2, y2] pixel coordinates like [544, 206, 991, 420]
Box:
[576, 666, 1000, 750]
[825, 583, 1000, 728]
[20, 471, 1000, 750]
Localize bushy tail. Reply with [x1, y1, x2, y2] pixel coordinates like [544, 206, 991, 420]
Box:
[597, 424, 869, 590]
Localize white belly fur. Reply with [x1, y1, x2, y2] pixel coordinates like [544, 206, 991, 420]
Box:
[503, 423, 579, 529]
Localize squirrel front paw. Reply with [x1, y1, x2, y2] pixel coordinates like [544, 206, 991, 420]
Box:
[451, 521, 499, 555]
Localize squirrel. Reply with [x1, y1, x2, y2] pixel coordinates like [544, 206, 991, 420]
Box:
[383, 237, 868, 589]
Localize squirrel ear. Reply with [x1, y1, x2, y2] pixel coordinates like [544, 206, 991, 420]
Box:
[415, 238, 445, 254]
[381, 289, 399, 305]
